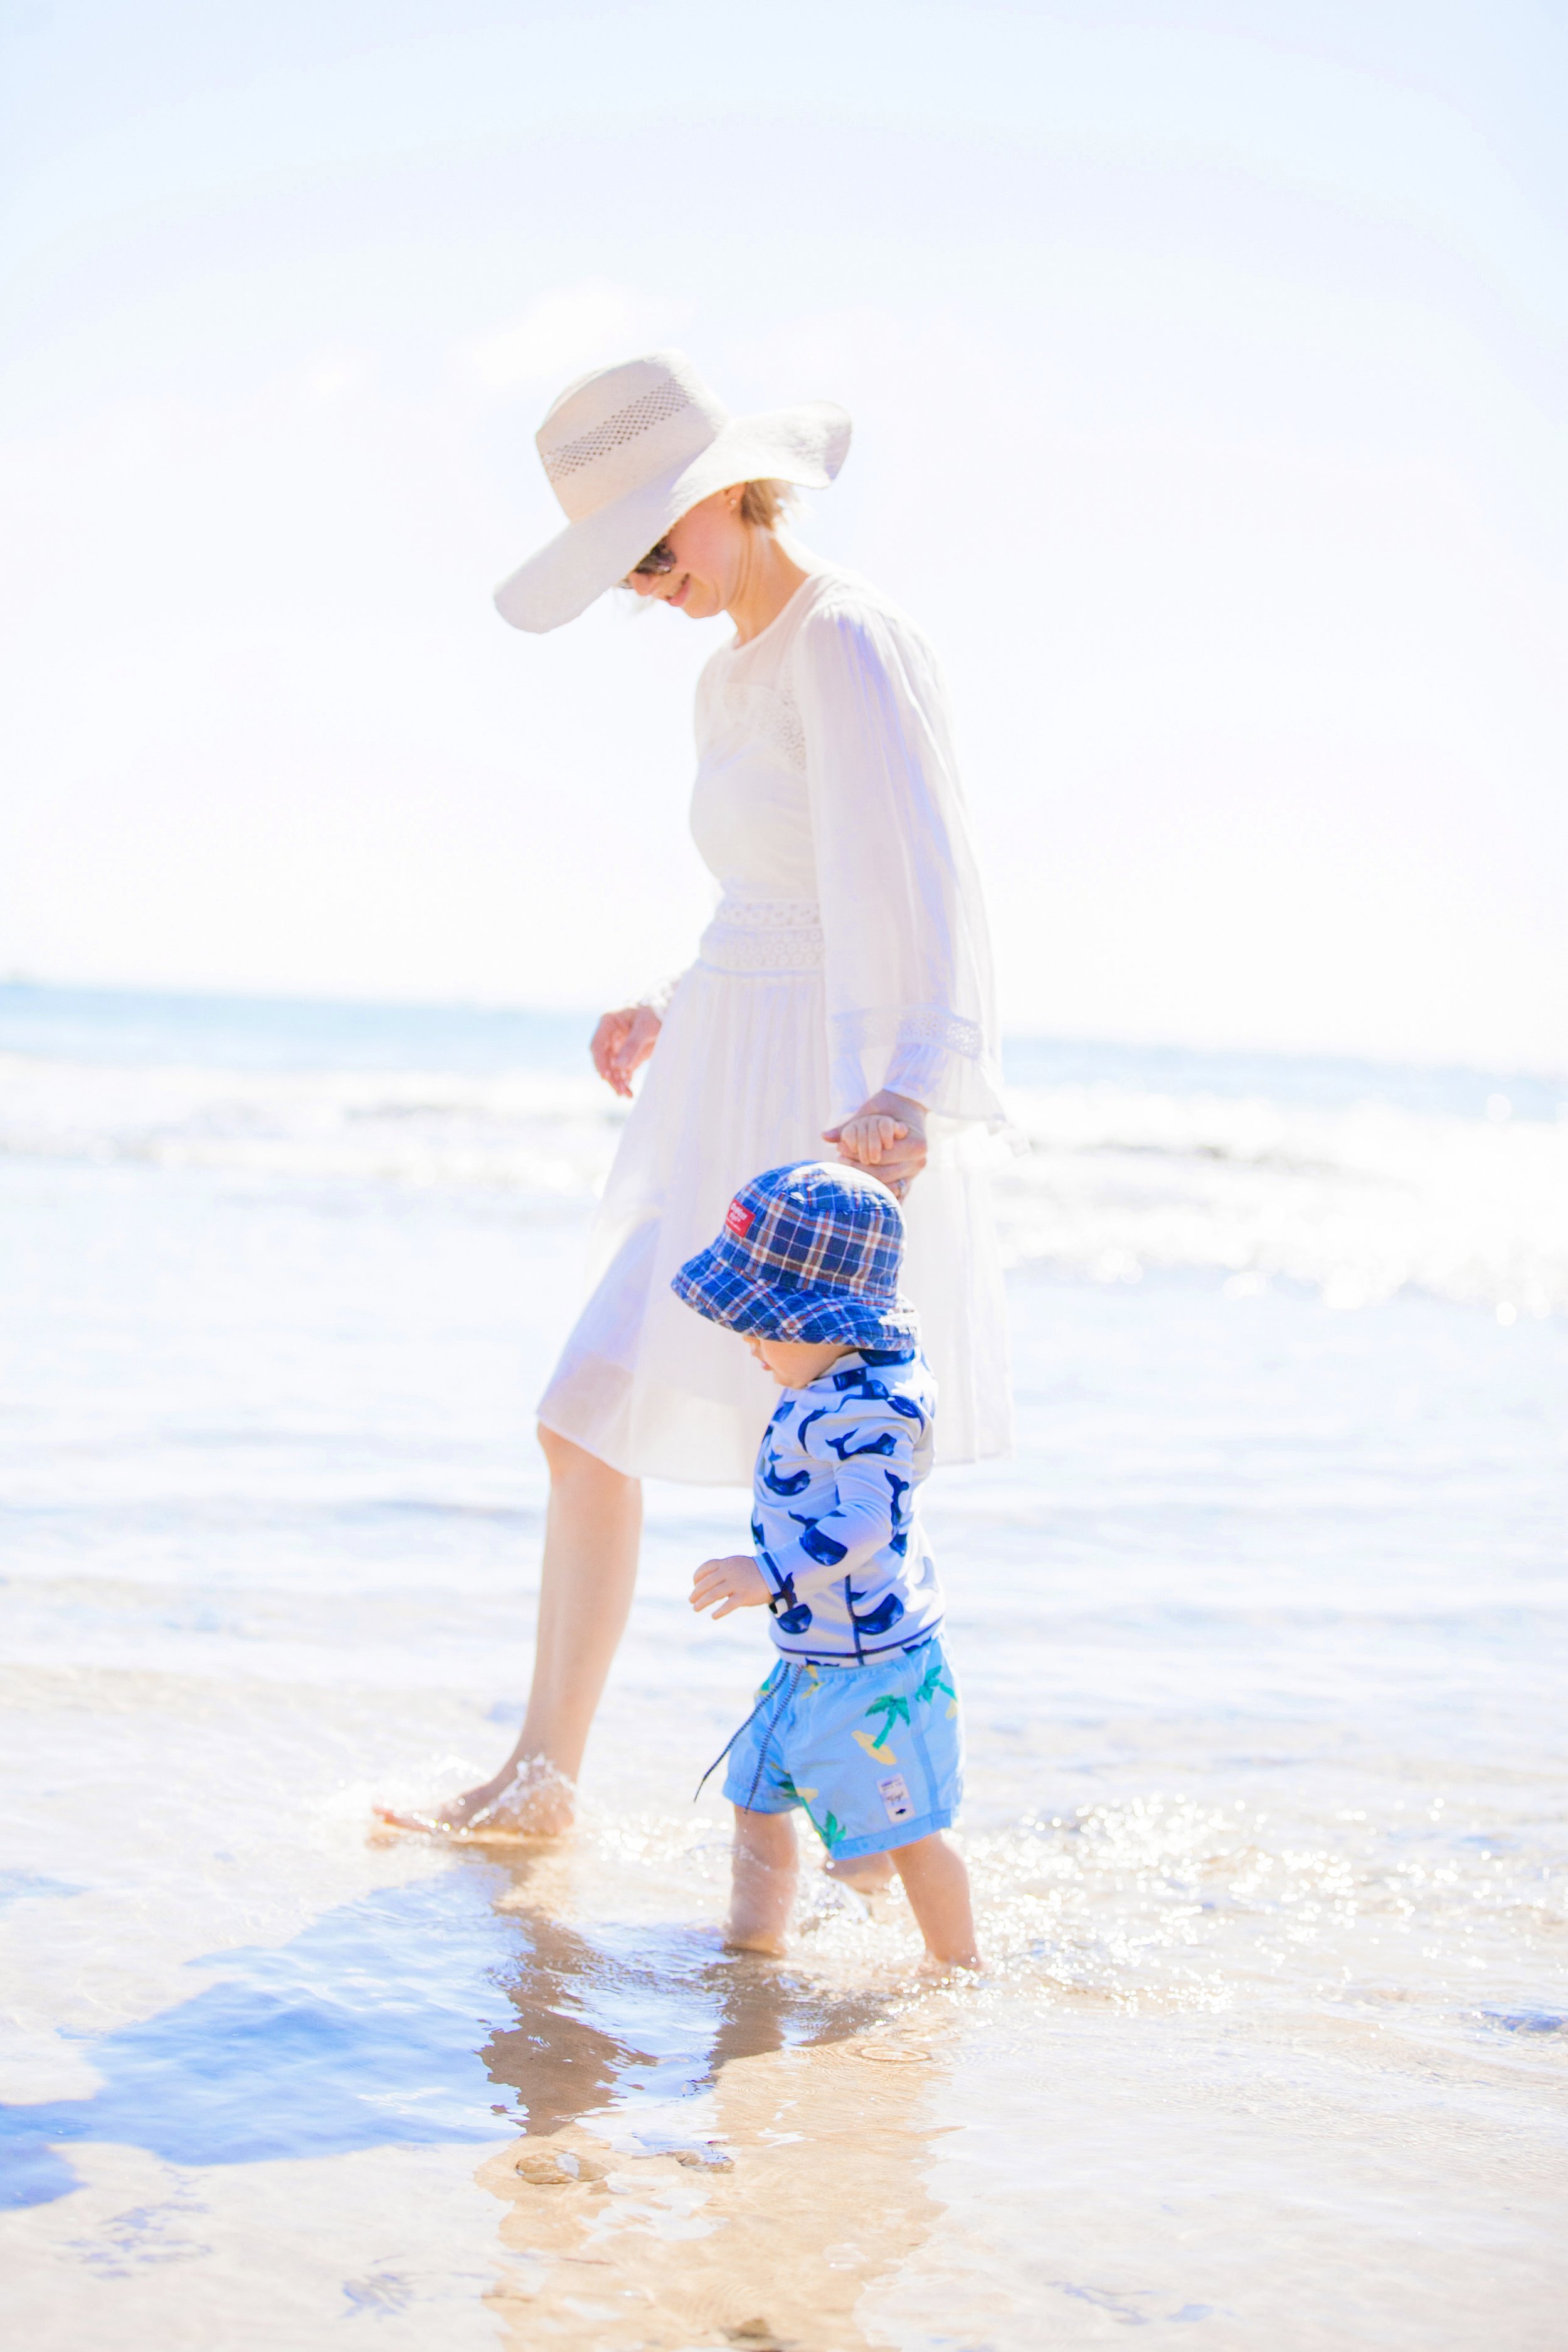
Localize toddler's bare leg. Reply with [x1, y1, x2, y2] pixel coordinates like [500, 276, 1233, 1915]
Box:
[727, 1808, 800, 1954]
[825, 1851, 896, 1892]
[891, 1832, 982, 1968]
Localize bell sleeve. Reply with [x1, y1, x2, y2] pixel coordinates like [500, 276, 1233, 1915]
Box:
[633, 972, 685, 1016]
[792, 588, 1007, 1126]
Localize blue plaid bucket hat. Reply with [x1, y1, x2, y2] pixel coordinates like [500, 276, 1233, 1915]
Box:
[672, 1161, 918, 1348]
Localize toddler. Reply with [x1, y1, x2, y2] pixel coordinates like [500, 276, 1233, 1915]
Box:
[672, 1160, 980, 1968]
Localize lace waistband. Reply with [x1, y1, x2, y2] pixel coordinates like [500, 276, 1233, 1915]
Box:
[697, 896, 824, 975]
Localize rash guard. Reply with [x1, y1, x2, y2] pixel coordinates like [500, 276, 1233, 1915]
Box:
[750, 1345, 943, 1664]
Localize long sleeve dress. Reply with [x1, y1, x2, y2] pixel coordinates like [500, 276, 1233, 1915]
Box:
[536, 561, 1013, 1484]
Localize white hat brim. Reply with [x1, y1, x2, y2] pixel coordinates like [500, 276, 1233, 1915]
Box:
[492, 400, 852, 634]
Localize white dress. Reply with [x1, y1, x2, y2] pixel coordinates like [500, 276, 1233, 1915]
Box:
[538, 561, 1013, 1485]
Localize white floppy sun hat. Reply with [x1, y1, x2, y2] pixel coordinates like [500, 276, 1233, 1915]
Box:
[492, 349, 852, 634]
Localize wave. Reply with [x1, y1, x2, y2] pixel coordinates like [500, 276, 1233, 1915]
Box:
[0, 1054, 622, 1199]
[3, 1052, 1564, 1318]
[997, 1083, 1568, 1318]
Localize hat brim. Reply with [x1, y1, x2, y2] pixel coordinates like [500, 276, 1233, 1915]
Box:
[492, 401, 852, 634]
[670, 1244, 917, 1350]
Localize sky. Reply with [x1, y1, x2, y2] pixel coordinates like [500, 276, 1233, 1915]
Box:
[2, 0, 1565, 1069]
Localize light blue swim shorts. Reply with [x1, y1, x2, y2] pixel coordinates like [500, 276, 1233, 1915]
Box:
[721, 1637, 964, 1860]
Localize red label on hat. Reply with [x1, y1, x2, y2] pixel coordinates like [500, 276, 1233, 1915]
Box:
[724, 1199, 755, 1237]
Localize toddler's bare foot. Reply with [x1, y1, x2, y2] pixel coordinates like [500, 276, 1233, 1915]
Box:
[825, 1852, 896, 1894]
[723, 1926, 789, 1956]
[374, 1755, 576, 1842]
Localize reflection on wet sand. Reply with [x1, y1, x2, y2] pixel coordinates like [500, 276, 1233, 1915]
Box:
[472, 1853, 948, 2350]
[477, 1862, 886, 2131]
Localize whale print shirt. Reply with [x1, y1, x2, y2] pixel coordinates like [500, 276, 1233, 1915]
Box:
[750, 1345, 943, 1664]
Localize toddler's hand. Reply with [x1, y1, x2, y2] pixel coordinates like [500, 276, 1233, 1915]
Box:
[822, 1089, 926, 1197]
[834, 1111, 908, 1168]
[691, 1554, 770, 1620]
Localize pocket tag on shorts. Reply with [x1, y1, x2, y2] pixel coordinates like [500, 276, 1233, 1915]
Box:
[878, 1773, 914, 1823]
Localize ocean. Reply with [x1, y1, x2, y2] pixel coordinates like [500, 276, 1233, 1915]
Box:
[1, 982, 1564, 2349]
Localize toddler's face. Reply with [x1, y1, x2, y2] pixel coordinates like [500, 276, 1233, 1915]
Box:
[745, 1332, 853, 1387]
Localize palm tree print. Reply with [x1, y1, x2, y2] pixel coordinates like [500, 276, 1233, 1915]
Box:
[913, 1655, 955, 1710]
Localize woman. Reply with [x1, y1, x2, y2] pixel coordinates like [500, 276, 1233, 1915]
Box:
[422, 349, 1010, 1835]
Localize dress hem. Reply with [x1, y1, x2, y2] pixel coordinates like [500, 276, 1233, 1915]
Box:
[536, 1392, 1012, 1485]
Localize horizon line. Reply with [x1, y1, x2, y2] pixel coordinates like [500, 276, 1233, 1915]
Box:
[1, 973, 1563, 1089]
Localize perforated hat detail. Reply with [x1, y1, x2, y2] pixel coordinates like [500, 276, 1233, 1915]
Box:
[541, 379, 696, 484]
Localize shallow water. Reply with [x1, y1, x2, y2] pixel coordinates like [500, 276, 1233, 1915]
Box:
[1, 988, 1565, 2347]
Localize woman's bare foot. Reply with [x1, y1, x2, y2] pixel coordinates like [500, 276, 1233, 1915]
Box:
[375, 1754, 576, 1843]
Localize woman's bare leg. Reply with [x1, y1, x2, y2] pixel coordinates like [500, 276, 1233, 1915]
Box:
[383, 1424, 641, 1835]
[726, 1807, 800, 1953]
[514, 1424, 642, 1781]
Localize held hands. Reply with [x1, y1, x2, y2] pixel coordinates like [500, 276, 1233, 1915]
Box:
[591, 1005, 662, 1098]
[690, 1554, 770, 1620]
[824, 1088, 928, 1199]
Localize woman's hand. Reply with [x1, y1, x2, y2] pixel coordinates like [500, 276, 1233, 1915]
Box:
[823, 1089, 928, 1198]
[691, 1554, 770, 1620]
[591, 1005, 662, 1098]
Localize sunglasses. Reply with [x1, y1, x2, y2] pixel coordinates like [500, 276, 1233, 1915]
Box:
[628, 538, 677, 578]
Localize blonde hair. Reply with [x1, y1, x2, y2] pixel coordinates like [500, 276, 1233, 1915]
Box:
[739, 479, 797, 531]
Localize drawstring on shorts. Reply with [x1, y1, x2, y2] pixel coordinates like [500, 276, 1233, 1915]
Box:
[693, 1663, 803, 1803]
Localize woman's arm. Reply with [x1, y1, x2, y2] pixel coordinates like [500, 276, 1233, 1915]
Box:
[794, 592, 1008, 1138]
